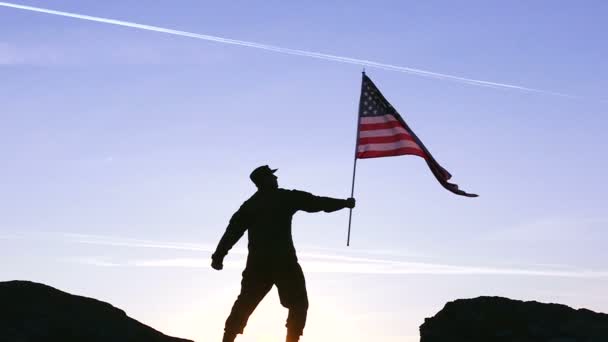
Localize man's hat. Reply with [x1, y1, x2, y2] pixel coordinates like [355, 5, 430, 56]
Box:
[249, 165, 278, 185]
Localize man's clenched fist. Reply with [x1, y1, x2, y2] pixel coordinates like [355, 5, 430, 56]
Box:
[211, 256, 224, 271]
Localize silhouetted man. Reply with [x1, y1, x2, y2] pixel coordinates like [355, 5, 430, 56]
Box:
[211, 165, 356, 342]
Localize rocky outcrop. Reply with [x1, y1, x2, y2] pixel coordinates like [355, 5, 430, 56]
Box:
[420, 296, 608, 342]
[0, 280, 193, 342]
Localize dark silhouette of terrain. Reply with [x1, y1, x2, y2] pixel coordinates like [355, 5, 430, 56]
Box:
[420, 296, 608, 342]
[0, 280, 193, 342]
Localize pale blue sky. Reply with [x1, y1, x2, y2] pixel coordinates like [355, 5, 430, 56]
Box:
[1, 1, 607, 341]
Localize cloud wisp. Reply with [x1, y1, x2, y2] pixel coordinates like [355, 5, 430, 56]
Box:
[70, 255, 608, 278]
[0, 1, 583, 99]
[42, 233, 608, 278]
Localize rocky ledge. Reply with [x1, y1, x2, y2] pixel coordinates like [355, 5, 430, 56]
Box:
[0, 280, 193, 342]
[420, 296, 608, 342]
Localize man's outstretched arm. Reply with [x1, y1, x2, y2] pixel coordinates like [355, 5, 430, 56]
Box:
[291, 190, 355, 213]
[211, 207, 248, 270]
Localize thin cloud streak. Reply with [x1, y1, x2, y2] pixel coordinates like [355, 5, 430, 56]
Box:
[53, 233, 608, 279]
[65, 257, 121, 267]
[68, 256, 608, 278]
[0, 1, 583, 99]
[59, 233, 427, 264]
[63, 233, 226, 254]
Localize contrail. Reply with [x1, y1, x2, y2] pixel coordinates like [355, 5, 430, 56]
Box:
[0, 1, 581, 99]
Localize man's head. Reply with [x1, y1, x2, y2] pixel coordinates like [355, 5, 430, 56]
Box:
[250, 165, 278, 190]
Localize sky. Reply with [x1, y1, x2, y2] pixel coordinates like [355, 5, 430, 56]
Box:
[1, 1, 607, 341]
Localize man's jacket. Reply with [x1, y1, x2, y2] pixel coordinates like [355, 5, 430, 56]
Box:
[212, 188, 348, 266]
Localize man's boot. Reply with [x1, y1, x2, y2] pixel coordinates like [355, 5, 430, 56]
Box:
[222, 331, 237, 342]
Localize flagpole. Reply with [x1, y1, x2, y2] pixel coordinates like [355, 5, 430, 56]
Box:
[347, 71, 365, 246]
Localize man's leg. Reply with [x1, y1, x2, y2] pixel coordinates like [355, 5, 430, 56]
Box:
[275, 263, 309, 341]
[223, 267, 273, 341]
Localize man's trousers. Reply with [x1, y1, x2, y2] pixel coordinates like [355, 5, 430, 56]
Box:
[224, 262, 309, 337]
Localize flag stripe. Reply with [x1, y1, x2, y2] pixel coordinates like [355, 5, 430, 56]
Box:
[360, 120, 404, 131]
[358, 140, 423, 152]
[360, 114, 399, 124]
[359, 133, 416, 145]
[358, 126, 410, 138]
[357, 148, 428, 159]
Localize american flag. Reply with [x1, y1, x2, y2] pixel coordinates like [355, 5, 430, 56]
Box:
[356, 73, 477, 197]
